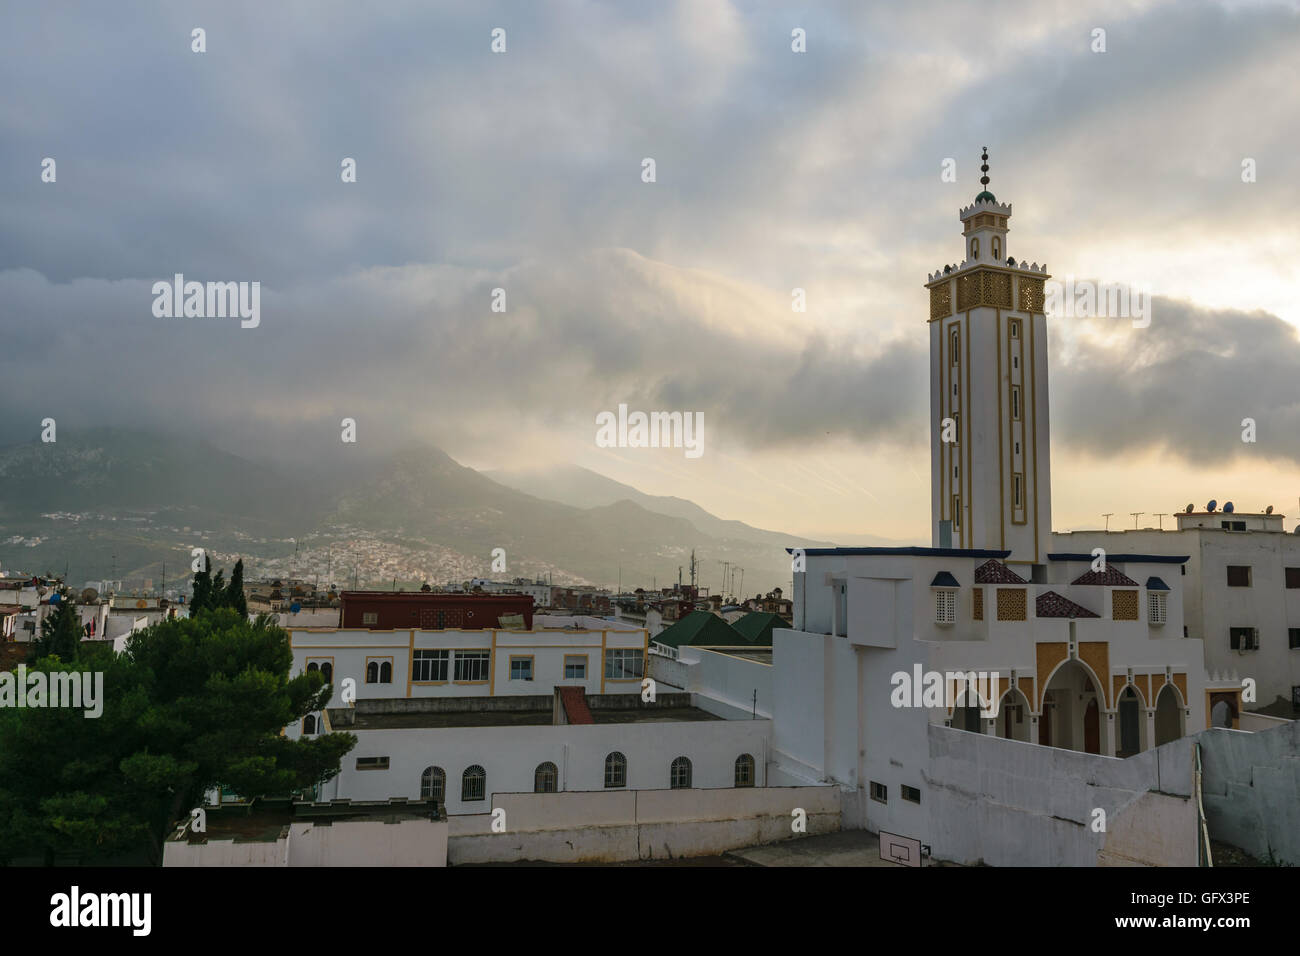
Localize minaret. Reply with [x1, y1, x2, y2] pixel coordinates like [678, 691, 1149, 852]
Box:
[926, 149, 1052, 568]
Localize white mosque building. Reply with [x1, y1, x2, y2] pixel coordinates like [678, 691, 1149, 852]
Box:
[768, 152, 1244, 830]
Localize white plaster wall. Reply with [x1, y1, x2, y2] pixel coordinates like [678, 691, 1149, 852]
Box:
[1200, 720, 1300, 864]
[446, 786, 839, 864]
[163, 837, 286, 867]
[332, 718, 772, 814]
[286, 818, 447, 866]
[924, 724, 1196, 866]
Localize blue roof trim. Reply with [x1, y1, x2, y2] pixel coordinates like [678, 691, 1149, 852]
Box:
[1048, 553, 1189, 564]
[930, 571, 960, 588]
[1145, 577, 1170, 591]
[787, 547, 1012, 558]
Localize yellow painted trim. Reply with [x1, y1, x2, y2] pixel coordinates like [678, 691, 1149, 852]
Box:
[508, 653, 535, 682]
[406, 630, 415, 698]
[1029, 309, 1040, 563]
[363, 655, 394, 685]
[939, 319, 948, 525]
[924, 263, 1050, 292]
[963, 311, 971, 548]
[291, 644, 409, 650]
[600, 630, 608, 694]
[490, 632, 497, 694]
[304, 656, 335, 692]
[563, 653, 589, 679]
[996, 311, 1005, 550]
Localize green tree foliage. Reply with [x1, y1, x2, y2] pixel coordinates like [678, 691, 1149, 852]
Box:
[226, 559, 248, 616]
[189, 554, 249, 616]
[31, 595, 82, 664]
[0, 610, 354, 865]
[189, 553, 213, 613]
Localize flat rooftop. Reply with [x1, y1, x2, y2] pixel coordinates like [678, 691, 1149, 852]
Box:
[176, 798, 442, 843]
[710, 648, 773, 664]
[330, 705, 722, 731]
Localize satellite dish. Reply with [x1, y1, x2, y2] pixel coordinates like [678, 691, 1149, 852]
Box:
[1185, 503, 1195, 514]
[1223, 501, 1234, 513]
[1266, 505, 1274, 514]
[1207, 500, 1218, 513]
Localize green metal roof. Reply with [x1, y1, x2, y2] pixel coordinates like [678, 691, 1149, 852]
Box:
[731, 611, 781, 646]
[654, 610, 749, 649]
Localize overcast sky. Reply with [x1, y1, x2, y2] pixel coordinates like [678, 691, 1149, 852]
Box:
[2, 0, 1298, 539]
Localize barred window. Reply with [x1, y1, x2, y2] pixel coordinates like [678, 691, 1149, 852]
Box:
[670, 756, 692, 790]
[604, 752, 626, 788]
[420, 766, 445, 802]
[462, 765, 486, 802]
[412, 649, 449, 682]
[454, 650, 491, 682]
[534, 762, 558, 793]
[734, 754, 755, 788]
[1148, 592, 1167, 625]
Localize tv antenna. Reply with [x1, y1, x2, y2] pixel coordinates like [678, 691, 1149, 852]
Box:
[1130, 512, 1144, 529]
[1101, 513, 1114, 531]
[1152, 513, 1167, 530]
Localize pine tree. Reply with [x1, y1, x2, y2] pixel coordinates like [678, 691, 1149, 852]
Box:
[226, 559, 248, 616]
[190, 554, 212, 613]
[32, 596, 81, 662]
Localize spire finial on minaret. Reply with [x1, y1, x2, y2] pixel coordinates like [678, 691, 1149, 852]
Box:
[975, 147, 996, 203]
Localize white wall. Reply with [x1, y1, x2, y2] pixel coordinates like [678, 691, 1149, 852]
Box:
[325, 717, 772, 815]
[288, 626, 649, 713]
[446, 786, 839, 864]
[163, 817, 448, 867]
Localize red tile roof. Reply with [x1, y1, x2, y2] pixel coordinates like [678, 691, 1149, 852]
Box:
[558, 685, 594, 725]
[1036, 590, 1100, 619]
[1071, 567, 1139, 586]
[974, 559, 1027, 584]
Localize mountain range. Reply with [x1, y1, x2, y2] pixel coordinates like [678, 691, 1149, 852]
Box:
[0, 428, 903, 595]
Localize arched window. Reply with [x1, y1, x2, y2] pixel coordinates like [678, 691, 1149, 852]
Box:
[992, 237, 1001, 260]
[670, 756, 692, 789]
[366, 660, 379, 683]
[462, 765, 486, 802]
[534, 762, 558, 793]
[970, 238, 979, 259]
[420, 766, 445, 803]
[604, 752, 626, 789]
[302, 714, 317, 735]
[379, 661, 392, 683]
[734, 754, 755, 788]
[307, 662, 319, 674]
[320, 662, 333, 683]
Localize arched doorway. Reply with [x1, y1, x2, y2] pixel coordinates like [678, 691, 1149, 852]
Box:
[1040, 660, 1102, 752]
[997, 688, 1031, 742]
[1117, 686, 1147, 756]
[1155, 684, 1184, 745]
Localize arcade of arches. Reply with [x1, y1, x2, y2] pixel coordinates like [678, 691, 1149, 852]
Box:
[949, 659, 1192, 758]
